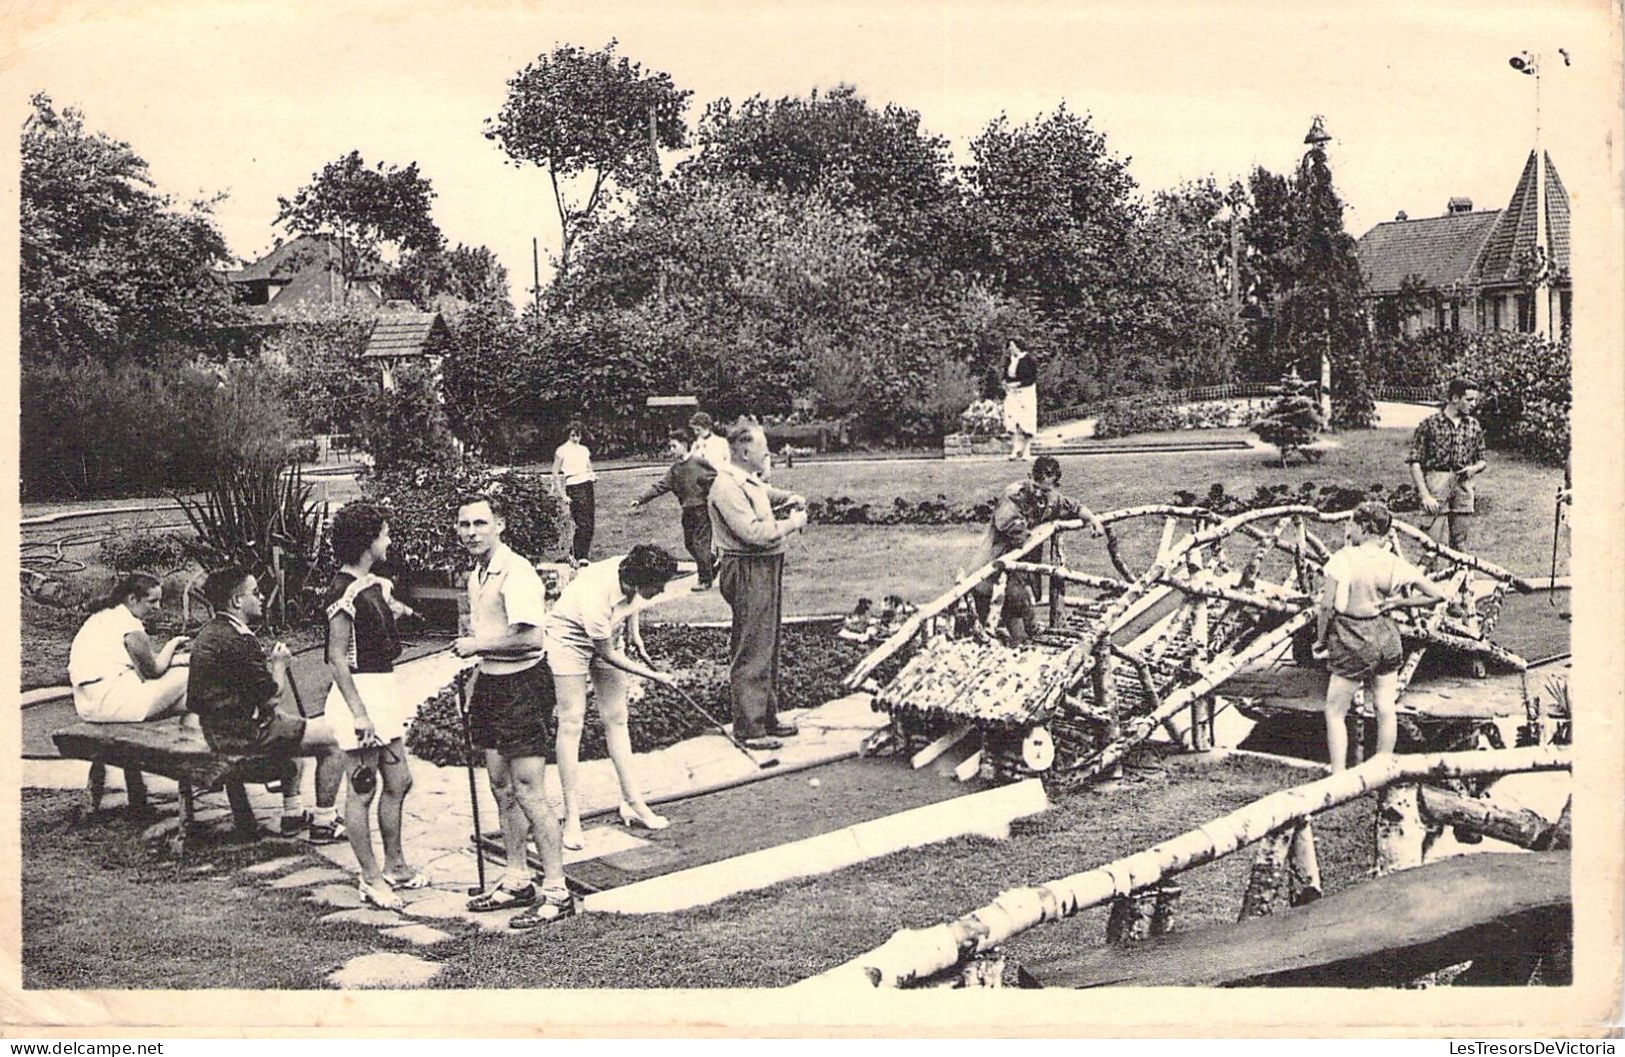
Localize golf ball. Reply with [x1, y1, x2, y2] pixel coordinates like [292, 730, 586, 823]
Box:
[808, 778, 822, 788]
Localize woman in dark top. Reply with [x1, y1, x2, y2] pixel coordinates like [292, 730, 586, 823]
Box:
[323, 502, 420, 910]
[1002, 338, 1039, 461]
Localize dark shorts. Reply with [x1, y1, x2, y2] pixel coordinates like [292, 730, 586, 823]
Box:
[1326, 613, 1404, 680]
[204, 710, 307, 757]
[468, 664, 556, 761]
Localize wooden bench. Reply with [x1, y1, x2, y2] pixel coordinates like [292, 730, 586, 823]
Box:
[1017, 851, 1570, 988]
[52, 716, 291, 855]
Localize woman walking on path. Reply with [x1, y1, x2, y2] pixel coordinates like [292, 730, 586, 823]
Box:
[1312, 501, 1449, 771]
[1002, 338, 1039, 461]
[552, 421, 597, 567]
[322, 502, 424, 910]
[68, 573, 190, 722]
[545, 544, 681, 850]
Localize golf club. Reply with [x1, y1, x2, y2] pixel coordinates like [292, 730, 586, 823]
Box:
[633, 645, 779, 769]
[453, 665, 488, 895]
[1548, 486, 1564, 607]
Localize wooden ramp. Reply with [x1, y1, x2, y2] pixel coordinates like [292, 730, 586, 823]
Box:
[1017, 851, 1570, 988]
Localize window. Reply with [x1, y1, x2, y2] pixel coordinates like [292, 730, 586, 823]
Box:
[1516, 293, 1534, 332]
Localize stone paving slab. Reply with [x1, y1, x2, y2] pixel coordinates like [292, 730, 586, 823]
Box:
[268, 865, 350, 889]
[306, 883, 365, 909]
[321, 908, 408, 927]
[241, 854, 305, 876]
[327, 952, 442, 990]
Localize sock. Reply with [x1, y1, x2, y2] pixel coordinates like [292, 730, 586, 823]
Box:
[312, 806, 337, 828]
[540, 883, 570, 902]
[501, 869, 533, 890]
[282, 794, 303, 818]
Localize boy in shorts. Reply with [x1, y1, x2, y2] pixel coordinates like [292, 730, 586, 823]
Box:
[454, 494, 574, 929]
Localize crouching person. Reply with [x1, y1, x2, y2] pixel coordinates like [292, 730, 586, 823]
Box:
[187, 567, 347, 842]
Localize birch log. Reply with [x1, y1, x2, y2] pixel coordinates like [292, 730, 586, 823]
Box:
[1375, 783, 1425, 875]
[1237, 826, 1293, 918]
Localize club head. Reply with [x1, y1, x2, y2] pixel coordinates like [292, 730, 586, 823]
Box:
[760, 758, 781, 769]
[467, 884, 485, 895]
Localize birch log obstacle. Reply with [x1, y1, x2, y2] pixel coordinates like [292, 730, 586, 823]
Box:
[796, 746, 1569, 990]
[1417, 786, 1558, 849]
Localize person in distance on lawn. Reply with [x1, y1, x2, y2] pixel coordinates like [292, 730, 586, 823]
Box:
[969, 456, 1103, 645]
[708, 420, 808, 751]
[1312, 500, 1450, 771]
[546, 544, 682, 850]
[690, 410, 731, 469]
[322, 502, 425, 911]
[1407, 377, 1487, 554]
[1001, 338, 1039, 461]
[630, 428, 718, 591]
[551, 421, 597, 568]
[454, 493, 575, 929]
[68, 573, 189, 723]
[186, 567, 347, 843]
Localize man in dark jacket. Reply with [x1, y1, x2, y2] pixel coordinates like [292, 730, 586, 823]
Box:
[188, 566, 347, 841]
[631, 429, 719, 591]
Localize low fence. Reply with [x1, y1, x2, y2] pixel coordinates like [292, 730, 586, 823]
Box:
[1040, 382, 1441, 428]
[796, 744, 1570, 989]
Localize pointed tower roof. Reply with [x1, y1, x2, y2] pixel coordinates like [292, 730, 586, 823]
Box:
[1304, 115, 1331, 147]
[1472, 151, 1570, 286]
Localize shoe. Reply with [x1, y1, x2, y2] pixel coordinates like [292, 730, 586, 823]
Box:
[561, 818, 585, 851]
[467, 881, 536, 913]
[278, 811, 310, 838]
[509, 891, 576, 930]
[358, 876, 405, 911]
[618, 801, 670, 831]
[304, 818, 346, 845]
[766, 721, 799, 738]
[838, 598, 874, 641]
[741, 736, 783, 751]
[382, 868, 430, 891]
[691, 582, 711, 593]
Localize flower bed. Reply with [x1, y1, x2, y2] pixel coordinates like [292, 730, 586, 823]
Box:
[405, 620, 877, 767]
[1094, 397, 1271, 440]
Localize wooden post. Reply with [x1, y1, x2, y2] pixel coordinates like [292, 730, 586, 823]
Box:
[123, 768, 149, 813]
[1047, 533, 1065, 629]
[86, 760, 108, 816]
[1417, 786, 1553, 849]
[1375, 783, 1425, 876]
[957, 950, 1006, 988]
[1106, 892, 1154, 945]
[1150, 883, 1182, 936]
[1345, 711, 1367, 769]
[225, 781, 258, 836]
[1288, 819, 1323, 904]
[1238, 827, 1293, 918]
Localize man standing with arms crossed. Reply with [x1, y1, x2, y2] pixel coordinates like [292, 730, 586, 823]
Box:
[1407, 378, 1487, 553]
[708, 421, 807, 751]
[455, 494, 573, 929]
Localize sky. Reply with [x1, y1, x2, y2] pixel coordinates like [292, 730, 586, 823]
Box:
[4, 0, 1616, 299]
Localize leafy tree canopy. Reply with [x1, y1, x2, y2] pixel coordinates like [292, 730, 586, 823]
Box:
[486, 40, 691, 268]
[21, 93, 243, 362]
[274, 149, 442, 287]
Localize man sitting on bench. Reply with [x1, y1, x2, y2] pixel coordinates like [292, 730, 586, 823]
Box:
[187, 567, 348, 842]
[69, 573, 190, 723]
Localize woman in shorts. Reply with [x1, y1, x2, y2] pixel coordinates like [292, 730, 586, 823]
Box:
[324, 502, 422, 909]
[546, 544, 680, 849]
[1312, 500, 1449, 771]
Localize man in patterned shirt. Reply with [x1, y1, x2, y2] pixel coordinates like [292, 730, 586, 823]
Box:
[1407, 378, 1487, 551]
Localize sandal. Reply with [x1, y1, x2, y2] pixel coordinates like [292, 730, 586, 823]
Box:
[466, 882, 536, 913]
[383, 868, 430, 891]
[358, 876, 405, 911]
[509, 891, 577, 930]
[561, 819, 585, 851]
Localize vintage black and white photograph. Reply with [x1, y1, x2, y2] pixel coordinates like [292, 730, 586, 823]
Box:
[5, 0, 1621, 1035]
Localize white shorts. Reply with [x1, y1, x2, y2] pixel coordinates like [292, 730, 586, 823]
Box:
[74, 668, 188, 723]
[544, 623, 621, 678]
[324, 672, 408, 751]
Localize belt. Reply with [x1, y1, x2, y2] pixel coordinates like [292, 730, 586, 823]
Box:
[1334, 611, 1383, 621]
[1421, 466, 1462, 473]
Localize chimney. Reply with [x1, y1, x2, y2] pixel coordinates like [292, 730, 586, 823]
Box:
[1447, 197, 1473, 214]
[1395, 210, 1408, 222]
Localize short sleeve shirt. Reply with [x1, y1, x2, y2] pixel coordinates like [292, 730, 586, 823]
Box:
[68, 605, 144, 690]
[324, 572, 401, 674]
[547, 557, 628, 643]
[467, 543, 548, 675]
[1407, 410, 1485, 471]
[694, 433, 732, 469]
[1323, 543, 1426, 616]
[555, 441, 596, 485]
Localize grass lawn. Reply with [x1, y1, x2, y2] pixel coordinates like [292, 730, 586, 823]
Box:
[18, 426, 1565, 689]
[21, 752, 1374, 989]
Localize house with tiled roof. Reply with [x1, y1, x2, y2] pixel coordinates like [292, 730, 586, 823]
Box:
[1355, 151, 1570, 337]
[363, 307, 452, 390]
[224, 234, 386, 320]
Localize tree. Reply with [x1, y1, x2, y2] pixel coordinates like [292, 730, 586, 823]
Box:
[486, 40, 691, 271]
[1251, 371, 1324, 466]
[20, 93, 243, 363]
[388, 242, 512, 312]
[274, 150, 443, 295]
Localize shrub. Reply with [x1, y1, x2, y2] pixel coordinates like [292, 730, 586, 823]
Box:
[805, 494, 994, 526]
[357, 361, 460, 474]
[1250, 373, 1324, 465]
[97, 531, 194, 574]
[1449, 332, 1569, 465]
[358, 459, 571, 573]
[1093, 397, 1262, 439]
[174, 460, 328, 627]
[957, 399, 1005, 438]
[1171, 480, 1421, 516]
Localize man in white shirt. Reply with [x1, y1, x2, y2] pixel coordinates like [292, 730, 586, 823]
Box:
[690, 411, 732, 470]
[551, 421, 597, 568]
[454, 494, 574, 928]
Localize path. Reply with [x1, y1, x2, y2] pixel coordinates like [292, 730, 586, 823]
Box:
[22, 638, 885, 989]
